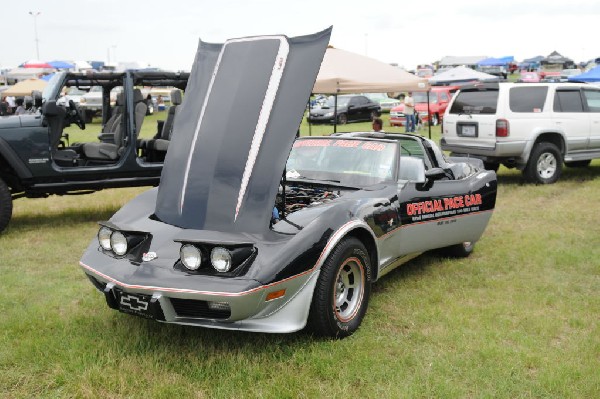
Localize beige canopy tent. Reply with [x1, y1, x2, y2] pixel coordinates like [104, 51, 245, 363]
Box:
[313, 47, 429, 94]
[311, 47, 432, 135]
[2, 78, 47, 97]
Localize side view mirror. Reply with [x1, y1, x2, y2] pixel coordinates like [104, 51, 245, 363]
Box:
[42, 100, 60, 117]
[425, 167, 447, 181]
[347, 104, 354, 109]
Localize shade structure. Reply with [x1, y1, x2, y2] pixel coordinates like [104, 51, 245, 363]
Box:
[313, 47, 429, 93]
[429, 66, 500, 85]
[568, 65, 599, 82]
[20, 60, 53, 69]
[2, 78, 47, 96]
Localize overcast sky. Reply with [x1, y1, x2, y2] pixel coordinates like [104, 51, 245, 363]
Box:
[2, 0, 599, 71]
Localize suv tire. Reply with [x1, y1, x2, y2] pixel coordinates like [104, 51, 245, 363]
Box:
[524, 142, 562, 184]
[0, 178, 12, 234]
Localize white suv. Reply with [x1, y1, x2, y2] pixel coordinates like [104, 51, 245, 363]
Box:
[441, 82, 600, 183]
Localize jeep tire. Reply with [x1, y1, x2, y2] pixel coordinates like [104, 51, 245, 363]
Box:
[0, 178, 12, 234]
[524, 142, 562, 184]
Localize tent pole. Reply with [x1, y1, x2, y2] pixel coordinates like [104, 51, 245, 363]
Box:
[333, 92, 338, 134]
[427, 90, 431, 139]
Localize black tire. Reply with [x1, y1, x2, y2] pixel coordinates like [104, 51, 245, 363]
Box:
[337, 113, 348, 125]
[0, 178, 13, 234]
[308, 237, 372, 338]
[483, 162, 500, 172]
[523, 142, 562, 184]
[565, 160, 591, 168]
[439, 241, 475, 258]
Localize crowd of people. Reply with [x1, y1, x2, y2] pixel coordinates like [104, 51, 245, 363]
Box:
[0, 95, 41, 116]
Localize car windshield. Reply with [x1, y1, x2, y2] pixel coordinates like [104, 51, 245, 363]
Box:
[325, 96, 350, 107]
[363, 93, 388, 101]
[413, 92, 437, 104]
[286, 138, 397, 187]
[42, 72, 65, 101]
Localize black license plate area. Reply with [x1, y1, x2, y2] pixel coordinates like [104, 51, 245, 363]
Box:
[457, 123, 478, 137]
[116, 291, 154, 319]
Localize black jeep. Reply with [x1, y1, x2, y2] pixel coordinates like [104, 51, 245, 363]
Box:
[0, 71, 188, 233]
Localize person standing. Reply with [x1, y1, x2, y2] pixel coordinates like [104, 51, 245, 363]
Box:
[404, 92, 415, 133]
[5, 95, 16, 114]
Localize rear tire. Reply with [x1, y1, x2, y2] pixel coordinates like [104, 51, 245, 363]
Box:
[565, 160, 591, 168]
[524, 142, 562, 184]
[308, 237, 372, 338]
[0, 178, 12, 234]
[439, 241, 475, 258]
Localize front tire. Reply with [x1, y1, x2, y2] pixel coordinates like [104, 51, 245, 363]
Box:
[0, 178, 13, 234]
[429, 113, 439, 126]
[337, 113, 348, 125]
[308, 237, 372, 338]
[524, 142, 562, 184]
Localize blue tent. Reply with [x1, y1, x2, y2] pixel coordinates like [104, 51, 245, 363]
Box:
[48, 60, 75, 69]
[40, 73, 56, 81]
[478, 56, 514, 66]
[568, 66, 600, 82]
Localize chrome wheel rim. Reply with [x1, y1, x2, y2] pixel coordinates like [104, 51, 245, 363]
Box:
[536, 152, 557, 179]
[334, 258, 364, 322]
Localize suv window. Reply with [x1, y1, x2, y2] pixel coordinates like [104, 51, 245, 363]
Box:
[509, 86, 548, 112]
[553, 90, 584, 112]
[449, 89, 498, 114]
[583, 89, 600, 112]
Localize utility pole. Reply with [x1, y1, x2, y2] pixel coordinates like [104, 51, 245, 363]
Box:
[29, 11, 41, 59]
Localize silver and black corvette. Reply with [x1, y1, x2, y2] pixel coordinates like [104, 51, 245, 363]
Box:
[79, 28, 497, 338]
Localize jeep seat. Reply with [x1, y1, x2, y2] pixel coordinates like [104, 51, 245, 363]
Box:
[82, 89, 147, 161]
[149, 89, 183, 152]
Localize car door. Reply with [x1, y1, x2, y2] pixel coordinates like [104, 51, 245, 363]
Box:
[379, 137, 491, 258]
[346, 97, 361, 122]
[582, 88, 600, 149]
[552, 87, 589, 151]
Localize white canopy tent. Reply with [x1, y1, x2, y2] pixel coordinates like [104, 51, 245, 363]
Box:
[429, 66, 500, 85]
[313, 47, 429, 94]
[311, 47, 431, 135]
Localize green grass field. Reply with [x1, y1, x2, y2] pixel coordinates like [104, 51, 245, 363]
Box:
[2, 111, 600, 397]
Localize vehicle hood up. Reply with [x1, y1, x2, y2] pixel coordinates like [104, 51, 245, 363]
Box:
[154, 28, 332, 234]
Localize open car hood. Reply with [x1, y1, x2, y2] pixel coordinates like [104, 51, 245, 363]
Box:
[155, 28, 331, 234]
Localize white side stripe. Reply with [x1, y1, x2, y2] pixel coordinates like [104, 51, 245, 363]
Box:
[235, 37, 289, 221]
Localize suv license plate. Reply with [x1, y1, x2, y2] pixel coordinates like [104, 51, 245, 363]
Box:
[460, 125, 477, 137]
[117, 291, 154, 319]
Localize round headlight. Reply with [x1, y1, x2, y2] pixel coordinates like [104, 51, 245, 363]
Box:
[180, 244, 202, 270]
[98, 227, 112, 250]
[110, 231, 128, 256]
[211, 247, 232, 273]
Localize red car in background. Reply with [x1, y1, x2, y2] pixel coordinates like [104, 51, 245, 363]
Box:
[518, 71, 541, 83]
[390, 86, 459, 127]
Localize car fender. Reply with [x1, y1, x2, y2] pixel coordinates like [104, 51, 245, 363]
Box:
[0, 137, 33, 179]
[520, 128, 567, 164]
